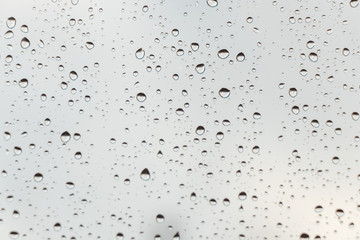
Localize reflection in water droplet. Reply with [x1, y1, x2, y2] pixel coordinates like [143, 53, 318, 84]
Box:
[140, 168, 150, 181]
[20, 37, 30, 49]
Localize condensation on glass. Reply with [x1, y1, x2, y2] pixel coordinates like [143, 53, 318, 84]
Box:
[1, 0, 360, 239]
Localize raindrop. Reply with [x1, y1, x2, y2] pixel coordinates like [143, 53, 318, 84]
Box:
[18, 79, 28, 88]
[65, 182, 75, 189]
[85, 41, 94, 50]
[6, 17, 16, 29]
[69, 71, 78, 80]
[60, 131, 71, 143]
[195, 126, 205, 135]
[9, 231, 19, 239]
[236, 52, 245, 62]
[34, 173, 43, 182]
[4, 30, 14, 39]
[335, 209, 344, 218]
[140, 168, 150, 181]
[309, 52, 318, 62]
[136, 93, 147, 102]
[352, 112, 359, 121]
[350, 0, 359, 7]
[218, 88, 230, 98]
[217, 49, 229, 59]
[289, 88, 298, 98]
[195, 64, 205, 74]
[156, 214, 164, 223]
[20, 37, 30, 49]
[191, 43, 199, 51]
[135, 48, 145, 59]
[300, 233, 309, 240]
[20, 25, 28, 33]
[207, 0, 218, 7]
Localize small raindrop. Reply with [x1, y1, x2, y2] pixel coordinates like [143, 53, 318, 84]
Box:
[140, 168, 150, 181]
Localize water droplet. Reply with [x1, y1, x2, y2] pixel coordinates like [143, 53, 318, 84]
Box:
[238, 192, 247, 200]
[20, 25, 28, 33]
[135, 48, 145, 59]
[175, 108, 184, 115]
[156, 214, 164, 223]
[4, 30, 14, 39]
[18, 79, 28, 88]
[309, 52, 318, 62]
[253, 112, 261, 120]
[34, 173, 43, 182]
[136, 93, 147, 102]
[3, 132, 11, 141]
[289, 88, 298, 98]
[53, 223, 62, 231]
[299, 233, 309, 240]
[20, 37, 30, 49]
[116, 233, 124, 240]
[236, 52, 245, 62]
[195, 126, 205, 135]
[9, 231, 19, 239]
[218, 88, 230, 98]
[207, 0, 218, 7]
[335, 209, 344, 218]
[332, 156, 340, 164]
[352, 112, 359, 121]
[140, 168, 150, 181]
[85, 42, 94, 50]
[14, 147, 22, 156]
[60, 131, 71, 143]
[195, 64, 205, 74]
[314, 205, 323, 213]
[6, 17, 16, 29]
[69, 71, 78, 80]
[173, 232, 180, 240]
[172, 29, 179, 37]
[191, 42, 199, 51]
[311, 119, 319, 128]
[65, 182, 75, 189]
[343, 48, 350, 56]
[217, 49, 229, 59]
[306, 41, 315, 49]
[71, 0, 79, 5]
[350, 0, 359, 7]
